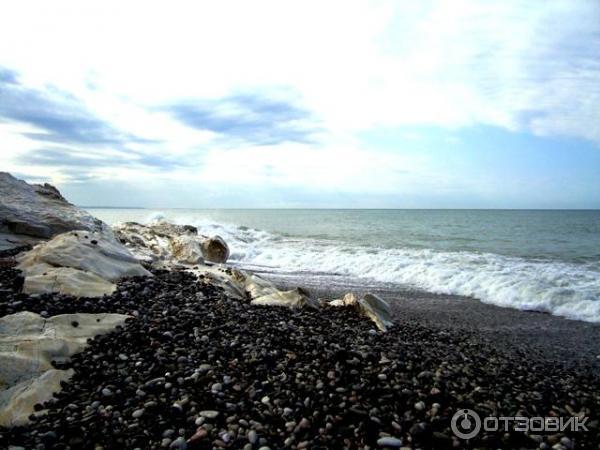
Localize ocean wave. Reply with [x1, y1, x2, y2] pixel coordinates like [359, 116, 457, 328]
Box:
[149, 215, 600, 323]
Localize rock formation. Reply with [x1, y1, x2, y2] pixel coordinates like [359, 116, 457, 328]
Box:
[114, 221, 229, 265]
[17, 231, 152, 297]
[0, 172, 108, 251]
[0, 311, 130, 426]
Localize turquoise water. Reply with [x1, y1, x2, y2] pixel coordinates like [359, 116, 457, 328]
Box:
[88, 208, 600, 322]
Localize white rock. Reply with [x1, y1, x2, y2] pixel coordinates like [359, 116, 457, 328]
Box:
[114, 221, 229, 266]
[22, 267, 117, 297]
[170, 234, 204, 265]
[0, 311, 130, 426]
[18, 231, 150, 282]
[16, 230, 151, 297]
[251, 287, 318, 309]
[328, 292, 393, 331]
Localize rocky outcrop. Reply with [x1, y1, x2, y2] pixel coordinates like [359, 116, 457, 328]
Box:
[329, 292, 393, 331]
[114, 221, 229, 266]
[0, 311, 130, 426]
[0, 172, 108, 251]
[17, 231, 152, 297]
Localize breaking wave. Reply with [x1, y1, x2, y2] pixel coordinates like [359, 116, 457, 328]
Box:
[160, 216, 600, 323]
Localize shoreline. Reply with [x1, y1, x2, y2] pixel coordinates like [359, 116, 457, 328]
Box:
[265, 272, 600, 374]
[1, 266, 599, 449]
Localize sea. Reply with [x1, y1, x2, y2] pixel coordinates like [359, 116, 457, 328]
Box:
[86, 208, 600, 323]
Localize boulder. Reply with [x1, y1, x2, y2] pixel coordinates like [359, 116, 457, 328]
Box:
[252, 287, 318, 308]
[17, 231, 152, 297]
[22, 267, 117, 297]
[200, 235, 229, 263]
[170, 234, 204, 265]
[0, 311, 130, 426]
[0, 172, 108, 251]
[329, 292, 393, 331]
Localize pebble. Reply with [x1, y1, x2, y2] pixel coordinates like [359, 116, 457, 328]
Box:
[248, 430, 258, 444]
[187, 427, 207, 444]
[131, 408, 144, 418]
[200, 410, 219, 419]
[376, 436, 403, 447]
[169, 436, 187, 449]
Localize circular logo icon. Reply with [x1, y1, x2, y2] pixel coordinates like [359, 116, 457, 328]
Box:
[451, 409, 481, 439]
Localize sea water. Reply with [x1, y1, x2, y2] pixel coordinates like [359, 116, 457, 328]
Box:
[87, 208, 600, 323]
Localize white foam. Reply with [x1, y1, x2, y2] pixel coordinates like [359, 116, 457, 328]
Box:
[104, 212, 600, 323]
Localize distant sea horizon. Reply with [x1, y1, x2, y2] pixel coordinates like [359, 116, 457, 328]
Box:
[81, 206, 600, 210]
[87, 207, 600, 324]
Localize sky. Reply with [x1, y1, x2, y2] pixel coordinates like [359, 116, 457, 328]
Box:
[0, 0, 599, 208]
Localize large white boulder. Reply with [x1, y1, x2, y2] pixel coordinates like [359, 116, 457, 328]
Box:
[0, 312, 130, 426]
[0, 172, 109, 251]
[17, 231, 152, 297]
[329, 292, 393, 331]
[22, 267, 118, 297]
[170, 234, 205, 265]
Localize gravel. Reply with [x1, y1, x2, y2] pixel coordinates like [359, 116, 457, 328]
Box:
[0, 262, 599, 449]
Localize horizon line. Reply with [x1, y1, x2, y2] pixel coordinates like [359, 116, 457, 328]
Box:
[79, 206, 600, 211]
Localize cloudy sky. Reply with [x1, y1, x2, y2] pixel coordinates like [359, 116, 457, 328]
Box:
[1, 0, 599, 208]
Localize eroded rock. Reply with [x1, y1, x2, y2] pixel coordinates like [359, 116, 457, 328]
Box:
[200, 235, 229, 263]
[0, 311, 130, 426]
[16, 231, 151, 297]
[329, 292, 392, 331]
[0, 172, 108, 251]
[114, 221, 229, 266]
[252, 287, 318, 309]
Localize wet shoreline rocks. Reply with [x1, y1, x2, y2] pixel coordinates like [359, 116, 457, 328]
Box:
[114, 221, 230, 266]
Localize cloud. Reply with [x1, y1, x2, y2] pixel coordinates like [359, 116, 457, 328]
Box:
[166, 93, 320, 146]
[0, 68, 145, 146]
[18, 146, 184, 171]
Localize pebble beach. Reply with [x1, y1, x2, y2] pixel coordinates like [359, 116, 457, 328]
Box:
[1, 261, 599, 449]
